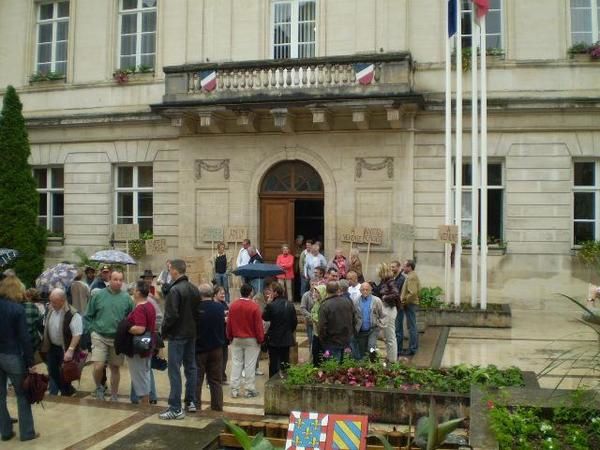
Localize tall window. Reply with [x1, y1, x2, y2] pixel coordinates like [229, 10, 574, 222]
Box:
[36, 1, 69, 75]
[461, 0, 503, 49]
[272, 0, 316, 59]
[119, 0, 157, 70]
[115, 166, 153, 234]
[570, 0, 600, 45]
[573, 161, 600, 245]
[454, 162, 504, 243]
[34, 167, 64, 234]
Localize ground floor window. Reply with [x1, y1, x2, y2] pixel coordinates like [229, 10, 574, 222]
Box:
[114, 165, 153, 234]
[34, 167, 64, 234]
[573, 161, 600, 245]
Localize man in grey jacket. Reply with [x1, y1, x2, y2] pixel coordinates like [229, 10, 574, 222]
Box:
[352, 283, 385, 360]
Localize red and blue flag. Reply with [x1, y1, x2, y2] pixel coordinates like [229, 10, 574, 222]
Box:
[198, 70, 217, 92]
[354, 63, 375, 85]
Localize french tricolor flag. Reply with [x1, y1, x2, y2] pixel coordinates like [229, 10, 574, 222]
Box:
[199, 70, 217, 92]
[354, 63, 375, 85]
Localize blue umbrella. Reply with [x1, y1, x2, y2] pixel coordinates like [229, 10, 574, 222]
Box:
[35, 263, 78, 290]
[232, 263, 284, 279]
[0, 248, 19, 267]
[90, 250, 137, 265]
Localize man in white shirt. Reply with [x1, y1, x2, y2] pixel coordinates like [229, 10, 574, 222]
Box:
[346, 270, 361, 300]
[236, 239, 251, 268]
[41, 288, 83, 396]
[304, 243, 327, 280]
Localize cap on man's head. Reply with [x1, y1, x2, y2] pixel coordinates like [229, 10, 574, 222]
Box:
[101, 264, 111, 273]
[84, 266, 96, 273]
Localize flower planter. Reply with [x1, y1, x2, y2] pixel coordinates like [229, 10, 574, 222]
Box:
[570, 53, 592, 62]
[420, 303, 511, 328]
[265, 371, 537, 425]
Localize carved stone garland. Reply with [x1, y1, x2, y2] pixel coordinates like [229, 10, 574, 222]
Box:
[355, 157, 394, 179]
[195, 159, 230, 180]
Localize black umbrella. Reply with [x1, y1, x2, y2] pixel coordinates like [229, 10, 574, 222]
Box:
[0, 249, 19, 267]
[232, 263, 284, 279]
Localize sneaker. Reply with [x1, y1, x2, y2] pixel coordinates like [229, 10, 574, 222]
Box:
[245, 390, 259, 398]
[95, 386, 105, 401]
[159, 409, 185, 420]
[231, 390, 240, 399]
[110, 394, 119, 402]
[186, 402, 197, 413]
[255, 369, 264, 376]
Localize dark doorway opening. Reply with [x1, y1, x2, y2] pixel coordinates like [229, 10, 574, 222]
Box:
[295, 199, 324, 252]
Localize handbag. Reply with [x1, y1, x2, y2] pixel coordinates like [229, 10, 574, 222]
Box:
[132, 302, 155, 355]
[151, 354, 167, 371]
[22, 373, 49, 404]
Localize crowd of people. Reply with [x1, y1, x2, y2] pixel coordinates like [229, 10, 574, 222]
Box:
[0, 236, 420, 441]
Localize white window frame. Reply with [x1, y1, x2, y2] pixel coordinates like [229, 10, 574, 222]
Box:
[34, 167, 64, 233]
[35, 1, 70, 75]
[460, 0, 504, 50]
[573, 160, 600, 246]
[117, 0, 157, 70]
[453, 161, 505, 243]
[569, 0, 600, 46]
[114, 165, 153, 232]
[271, 0, 317, 59]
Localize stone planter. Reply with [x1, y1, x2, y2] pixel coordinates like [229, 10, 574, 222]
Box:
[265, 372, 537, 425]
[420, 303, 511, 328]
[570, 53, 591, 62]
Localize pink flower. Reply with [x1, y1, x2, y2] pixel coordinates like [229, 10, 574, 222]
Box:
[323, 350, 331, 358]
[487, 400, 495, 410]
[365, 382, 374, 388]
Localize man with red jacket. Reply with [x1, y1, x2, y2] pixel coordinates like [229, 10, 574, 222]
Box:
[226, 283, 265, 399]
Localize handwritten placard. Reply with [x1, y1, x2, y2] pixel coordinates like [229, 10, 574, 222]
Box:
[201, 227, 224, 242]
[340, 227, 366, 243]
[145, 239, 167, 255]
[363, 227, 384, 245]
[114, 224, 140, 241]
[438, 225, 459, 244]
[225, 227, 247, 243]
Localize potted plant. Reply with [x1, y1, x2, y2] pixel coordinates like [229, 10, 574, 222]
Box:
[113, 65, 155, 84]
[112, 67, 135, 84]
[29, 71, 66, 84]
[568, 42, 590, 61]
[590, 42, 600, 60]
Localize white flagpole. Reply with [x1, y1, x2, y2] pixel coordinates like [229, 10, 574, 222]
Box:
[453, 0, 463, 307]
[470, 7, 479, 307]
[480, 18, 488, 310]
[444, 0, 453, 304]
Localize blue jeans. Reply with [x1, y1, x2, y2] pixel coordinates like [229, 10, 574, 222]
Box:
[300, 277, 309, 296]
[130, 369, 157, 403]
[167, 338, 197, 411]
[397, 304, 418, 354]
[0, 353, 35, 440]
[250, 278, 263, 296]
[215, 273, 230, 303]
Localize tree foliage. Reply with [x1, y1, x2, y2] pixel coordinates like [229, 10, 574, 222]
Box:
[0, 86, 47, 286]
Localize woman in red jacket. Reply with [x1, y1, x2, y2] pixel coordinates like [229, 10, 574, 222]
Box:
[275, 245, 295, 301]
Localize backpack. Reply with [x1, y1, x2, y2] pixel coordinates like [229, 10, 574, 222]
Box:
[22, 373, 49, 404]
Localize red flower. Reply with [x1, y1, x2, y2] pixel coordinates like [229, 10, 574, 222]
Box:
[487, 400, 495, 410]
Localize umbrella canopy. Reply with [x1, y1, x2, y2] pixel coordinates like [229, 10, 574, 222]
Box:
[35, 263, 78, 291]
[232, 263, 284, 279]
[0, 248, 19, 268]
[90, 250, 137, 265]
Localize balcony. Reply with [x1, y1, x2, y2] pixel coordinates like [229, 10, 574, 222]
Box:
[153, 52, 422, 133]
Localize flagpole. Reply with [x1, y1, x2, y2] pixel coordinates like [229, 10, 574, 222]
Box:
[444, 0, 453, 304]
[480, 17, 488, 310]
[470, 7, 479, 307]
[453, 0, 463, 307]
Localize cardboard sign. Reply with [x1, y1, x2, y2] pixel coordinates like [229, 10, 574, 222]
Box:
[201, 227, 223, 242]
[113, 224, 140, 241]
[363, 227, 384, 245]
[340, 227, 366, 243]
[145, 239, 168, 255]
[225, 227, 247, 243]
[438, 225, 459, 243]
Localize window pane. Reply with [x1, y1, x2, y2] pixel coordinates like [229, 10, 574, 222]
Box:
[490, 0, 502, 8]
[138, 166, 153, 187]
[40, 4, 54, 20]
[52, 193, 64, 215]
[574, 222, 595, 244]
[122, 0, 138, 10]
[138, 218, 153, 234]
[140, 54, 155, 67]
[56, 42, 68, 63]
[274, 3, 292, 23]
[461, 163, 472, 186]
[142, 11, 156, 32]
[121, 14, 137, 34]
[52, 217, 64, 233]
[141, 33, 156, 54]
[298, 44, 315, 58]
[486, 10, 502, 35]
[57, 21, 68, 41]
[37, 43, 52, 64]
[58, 1, 70, 18]
[117, 217, 134, 224]
[571, 0, 591, 7]
[38, 24, 53, 43]
[34, 169, 47, 188]
[462, 191, 472, 220]
[117, 192, 134, 217]
[118, 167, 133, 187]
[54, 62, 67, 75]
[120, 56, 137, 69]
[274, 45, 290, 59]
[575, 162, 595, 186]
[487, 35, 502, 49]
[143, 0, 157, 7]
[121, 35, 137, 59]
[51, 168, 64, 188]
[488, 164, 502, 186]
[462, 219, 472, 240]
[138, 192, 153, 217]
[299, 1, 316, 21]
[571, 9, 592, 33]
[39, 193, 48, 215]
[574, 192, 595, 219]
[488, 189, 503, 242]
[274, 24, 291, 45]
[37, 62, 52, 74]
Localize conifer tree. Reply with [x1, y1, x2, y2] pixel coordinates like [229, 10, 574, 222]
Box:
[0, 86, 47, 286]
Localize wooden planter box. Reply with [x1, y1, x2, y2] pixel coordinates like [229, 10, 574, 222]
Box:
[420, 303, 511, 328]
[265, 372, 537, 425]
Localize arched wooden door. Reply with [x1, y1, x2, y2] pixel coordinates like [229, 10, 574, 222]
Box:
[260, 161, 324, 262]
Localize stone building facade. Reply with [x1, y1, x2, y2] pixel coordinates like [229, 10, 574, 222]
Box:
[1, 0, 599, 300]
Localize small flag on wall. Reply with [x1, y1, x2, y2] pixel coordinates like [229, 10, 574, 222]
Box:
[354, 63, 375, 85]
[198, 70, 217, 92]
